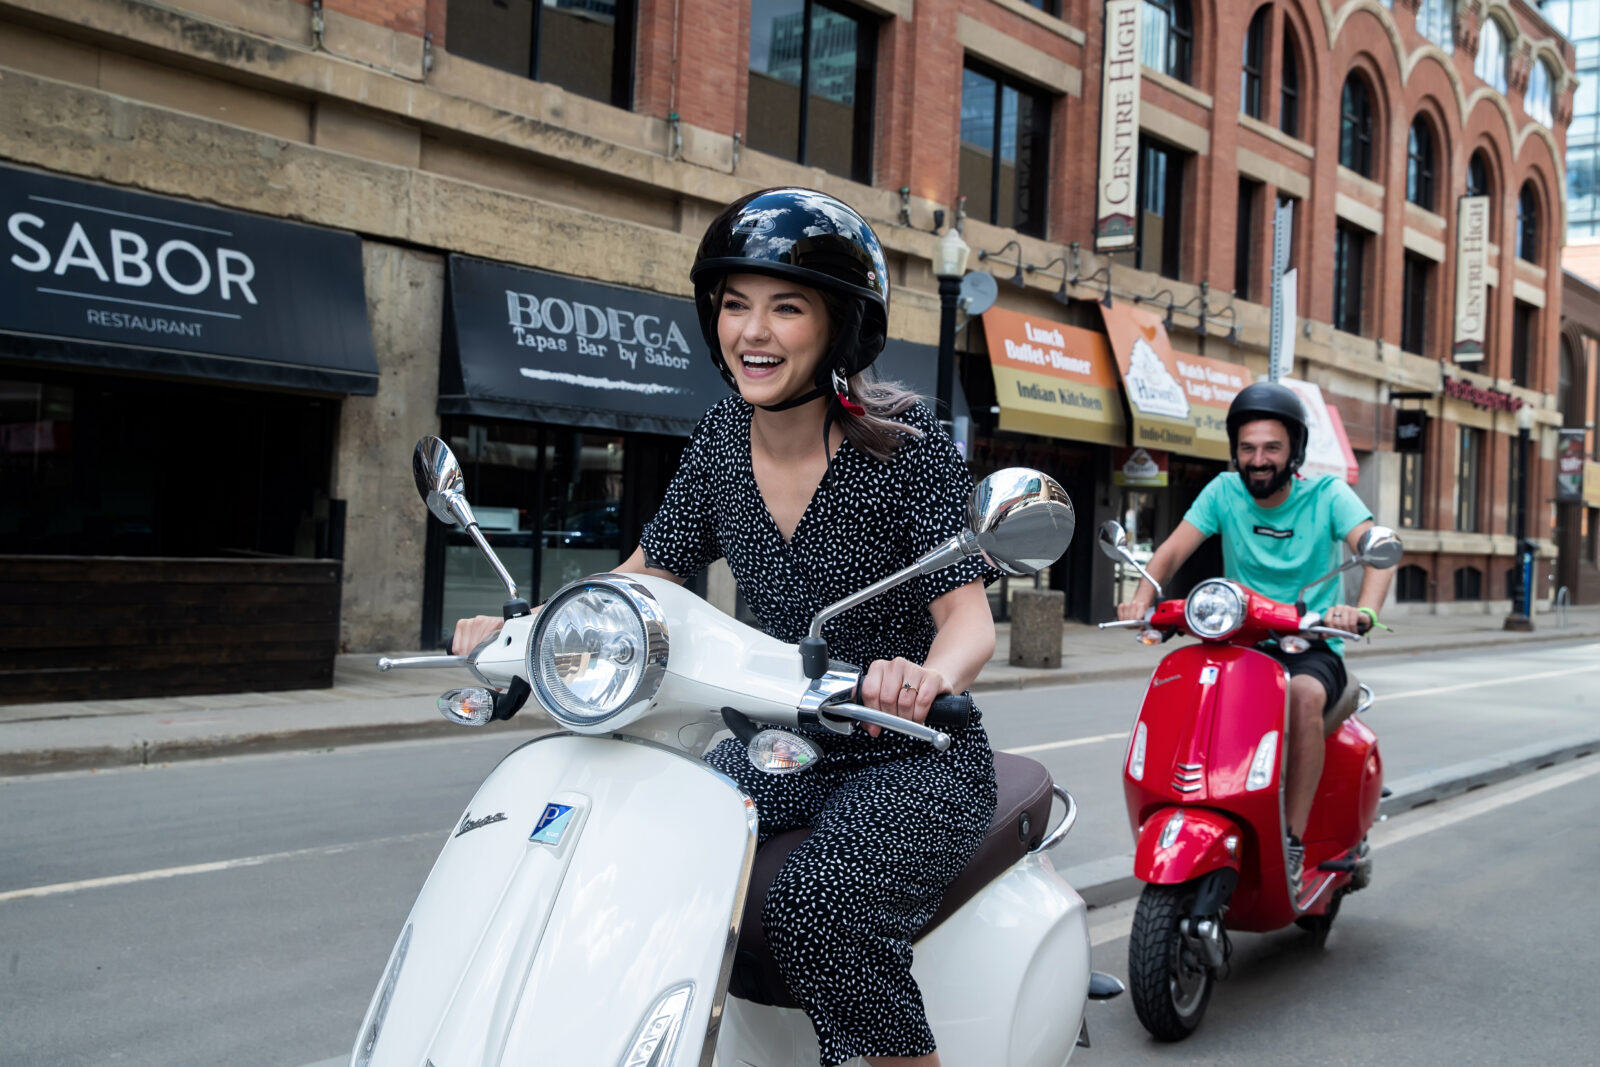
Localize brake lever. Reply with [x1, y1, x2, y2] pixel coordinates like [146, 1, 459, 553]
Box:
[1304, 624, 1363, 641]
[821, 702, 952, 751]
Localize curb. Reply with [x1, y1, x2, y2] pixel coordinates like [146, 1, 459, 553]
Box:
[1061, 734, 1599, 909]
[970, 626, 1600, 695]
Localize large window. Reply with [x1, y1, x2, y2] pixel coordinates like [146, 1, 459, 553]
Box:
[1416, 0, 1454, 53]
[1137, 137, 1186, 279]
[1333, 222, 1368, 335]
[1511, 300, 1535, 387]
[1466, 150, 1492, 201]
[1455, 426, 1482, 533]
[1280, 27, 1301, 138]
[1141, 0, 1193, 83]
[1526, 59, 1554, 127]
[1236, 178, 1261, 299]
[1241, 7, 1267, 119]
[1508, 428, 1525, 535]
[748, 0, 877, 182]
[960, 63, 1051, 236]
[1406, 118, 1436, 209]
[1401, 253, 1432, 356]
[1476, 16, 1508, 93]
[446, 0, 636, 107]
[1517, 182, 1541, 262]
[1340, 73, 1375, 176]
[1400, 452, 1425, 529]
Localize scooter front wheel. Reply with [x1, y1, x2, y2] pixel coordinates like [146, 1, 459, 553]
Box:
[1128, 882, 1213, 1041]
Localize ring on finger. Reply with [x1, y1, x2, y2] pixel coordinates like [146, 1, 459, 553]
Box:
[900, 681, 918, 693]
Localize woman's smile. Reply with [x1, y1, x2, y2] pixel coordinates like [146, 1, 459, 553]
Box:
[717, 273, 829, 404]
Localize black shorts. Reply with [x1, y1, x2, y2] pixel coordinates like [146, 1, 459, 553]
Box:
[1263, 641, 1347, 710]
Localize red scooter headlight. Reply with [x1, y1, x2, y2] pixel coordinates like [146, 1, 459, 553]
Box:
[1184, 579, 1246, 639]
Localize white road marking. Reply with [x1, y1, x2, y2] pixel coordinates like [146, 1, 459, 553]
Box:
[1377, 662, 1600, 702]
[1085, 758, 1600, 948]
[1004, 732, 1125, 755]
[0, 830, 440, 903]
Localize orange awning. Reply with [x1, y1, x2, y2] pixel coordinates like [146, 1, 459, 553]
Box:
[979, 307, 1126, 446]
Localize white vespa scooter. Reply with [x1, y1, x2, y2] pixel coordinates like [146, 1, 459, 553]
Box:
[348, 436, 1121, 1067]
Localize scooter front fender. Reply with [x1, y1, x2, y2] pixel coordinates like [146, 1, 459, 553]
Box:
[351, 734, 758, 1067]
[1133, 806, 1242, 885]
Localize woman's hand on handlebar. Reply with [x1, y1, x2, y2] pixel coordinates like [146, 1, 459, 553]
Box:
[451, 614, 505, 655]
[859, 657, 952, 737]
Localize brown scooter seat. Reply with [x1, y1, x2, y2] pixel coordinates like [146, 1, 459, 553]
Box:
[1323, 672, 1366, 735]
[728, 752, 1057, 1008]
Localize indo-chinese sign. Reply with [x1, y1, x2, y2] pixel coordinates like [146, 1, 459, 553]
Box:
[1098, 302, 1248, 460]
[1095, 0, 1141, 251]
[1453, 196, 1489, 363]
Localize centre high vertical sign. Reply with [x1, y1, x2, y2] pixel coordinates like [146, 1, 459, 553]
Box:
[1095, 0, 1142, 252]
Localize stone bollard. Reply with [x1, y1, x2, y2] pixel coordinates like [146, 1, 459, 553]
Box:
[1009, 588, 1065, 669]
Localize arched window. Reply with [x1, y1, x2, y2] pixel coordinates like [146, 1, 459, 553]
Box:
[1416, 0, 1454, 53]
[1517, 183, 1540, 262]
[1280, 26, 1301, 138]
[1406, 118, 1436, 210]
[1241, 6, 1267, 119]
[1340, 73, 1375, 176]
[1466, 149, 1493, 212]
[1396, 564, 1428, 603]
[1526, 59, 1553, 127]
[1475, 17, 1508, 93]
[1141, 0, 1193, 83]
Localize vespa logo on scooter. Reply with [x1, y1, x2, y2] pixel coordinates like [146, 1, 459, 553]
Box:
[455, 810, 508, 837]
[530, 803, 576, 846]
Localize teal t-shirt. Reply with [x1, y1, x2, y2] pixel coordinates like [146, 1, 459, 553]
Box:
[1182, 472, 1373, 655]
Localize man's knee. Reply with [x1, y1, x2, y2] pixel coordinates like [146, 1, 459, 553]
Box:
[1288, 675, 1326, 734]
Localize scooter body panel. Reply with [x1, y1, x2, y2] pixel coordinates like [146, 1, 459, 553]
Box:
[1132, 806, 1242, 885]
[716, 852, 1091, 1067]
[352, 733, 756, 1067]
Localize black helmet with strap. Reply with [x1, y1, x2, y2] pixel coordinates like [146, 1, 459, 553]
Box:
[691, 188, 890, 403]
[1226, 381, 1309, 471]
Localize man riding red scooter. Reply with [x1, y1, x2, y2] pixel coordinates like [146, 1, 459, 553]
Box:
[1101, 382, 1402, 1039]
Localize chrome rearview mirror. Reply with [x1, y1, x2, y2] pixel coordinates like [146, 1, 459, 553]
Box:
[966, 468, 1076, 576]
[800, 468, 1074, 679]
[410, 436, 525, 609]
[1097, 519, 1163, 598]
[1356, 525, 1404, 569]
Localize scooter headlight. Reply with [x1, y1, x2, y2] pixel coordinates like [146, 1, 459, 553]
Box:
[529, 575, 668, 727]
[1184, 579, 1246, 640]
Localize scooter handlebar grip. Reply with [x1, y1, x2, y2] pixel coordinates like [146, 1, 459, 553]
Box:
[926, 694, 975, 728]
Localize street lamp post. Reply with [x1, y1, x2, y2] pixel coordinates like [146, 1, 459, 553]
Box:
[1505, 402, 1537, 632]
[934, 227, 971, 431]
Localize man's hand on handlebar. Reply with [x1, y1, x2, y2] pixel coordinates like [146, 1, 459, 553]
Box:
[1116, 598, 1153, 623]
[1324, 604, 1373, 635]
[858, 657, 952, 737]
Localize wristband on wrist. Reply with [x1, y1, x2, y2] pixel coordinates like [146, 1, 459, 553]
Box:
[1357, 606, 1389, 632]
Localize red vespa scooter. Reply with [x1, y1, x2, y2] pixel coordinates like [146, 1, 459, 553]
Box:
[1095, 519, 1403, 1041]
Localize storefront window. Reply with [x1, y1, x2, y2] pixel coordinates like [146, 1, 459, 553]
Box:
[1114, 489, 1158, 605]
[1, 369, 336, 558]
[1455, 427, 1482, 533]
[446, 0, 637, 108]
[1399, 450, 1424, 528]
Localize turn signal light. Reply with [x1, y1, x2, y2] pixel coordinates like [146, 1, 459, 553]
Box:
[438, 687, 495, 726]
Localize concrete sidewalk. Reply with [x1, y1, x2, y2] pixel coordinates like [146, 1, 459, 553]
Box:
[2, 605, 1597, 776]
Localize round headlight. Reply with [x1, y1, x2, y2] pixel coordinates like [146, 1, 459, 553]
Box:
[530, 576, 668, 727]
[1184, 580, 1245, 640]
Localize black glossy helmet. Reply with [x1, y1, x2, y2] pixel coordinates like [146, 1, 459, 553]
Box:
[691, 188, 890, 390]
[1226, 381, 1309, 470]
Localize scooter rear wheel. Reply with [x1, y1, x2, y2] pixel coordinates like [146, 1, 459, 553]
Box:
[1128, 883, 1213, 1041]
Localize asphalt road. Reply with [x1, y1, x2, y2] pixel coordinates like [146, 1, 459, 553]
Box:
[0, 640, 1595, 1066]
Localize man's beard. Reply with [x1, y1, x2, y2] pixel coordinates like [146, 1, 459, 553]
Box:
[1239, 462, 1293, 499]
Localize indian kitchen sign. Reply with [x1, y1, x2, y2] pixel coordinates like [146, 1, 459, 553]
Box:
[979, 306, 1125, 445]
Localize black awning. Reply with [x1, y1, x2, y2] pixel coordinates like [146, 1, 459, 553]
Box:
[0, 164, 378, 395]
[441, 255, 729, 437]
[874, 337, 971, 424]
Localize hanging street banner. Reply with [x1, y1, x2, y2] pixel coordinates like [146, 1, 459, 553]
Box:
[1113, 446, 1169, 486]
[1280, 377, 1360, 485]
[1453, 196, 1490, 363]
[1557, 429, 1586, 504]
[1098, 301, 1248, 460]
[979, 306, 1125, 445]
[1095, 0, 1142, 251]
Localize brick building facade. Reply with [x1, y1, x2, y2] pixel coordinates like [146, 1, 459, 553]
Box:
[0, 0, 1579, 679]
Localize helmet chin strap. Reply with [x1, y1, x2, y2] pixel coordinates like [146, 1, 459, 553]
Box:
[757, 386, 828, 412]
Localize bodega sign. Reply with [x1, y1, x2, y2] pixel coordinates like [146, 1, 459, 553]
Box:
[441, 255, 727, 436]
[0, 164, 377, 393]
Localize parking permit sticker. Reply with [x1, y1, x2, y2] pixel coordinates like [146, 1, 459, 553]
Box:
[1200, 667, 1219, 686]
[530, 803, 574, 845]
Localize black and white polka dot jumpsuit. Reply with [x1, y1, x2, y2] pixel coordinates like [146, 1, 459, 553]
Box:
[639, 396, 998, 1066]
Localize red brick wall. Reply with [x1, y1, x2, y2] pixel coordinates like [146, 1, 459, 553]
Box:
[291, 0, 426, 37]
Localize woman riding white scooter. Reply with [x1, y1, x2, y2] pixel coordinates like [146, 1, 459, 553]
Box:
[451, 187, 998, 1067]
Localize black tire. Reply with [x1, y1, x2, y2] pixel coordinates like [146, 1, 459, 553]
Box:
[1294, 888, 1343, 947]
[1127, 883, 1213, 1041]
